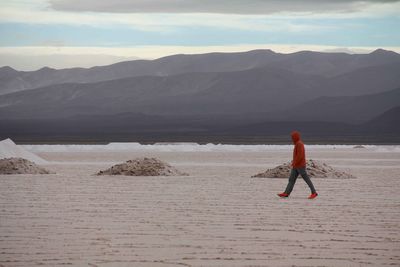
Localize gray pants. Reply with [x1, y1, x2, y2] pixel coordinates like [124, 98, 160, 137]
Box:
[284, 167, 316, 195]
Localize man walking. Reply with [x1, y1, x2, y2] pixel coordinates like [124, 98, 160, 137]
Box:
[278, 131, 318, 199]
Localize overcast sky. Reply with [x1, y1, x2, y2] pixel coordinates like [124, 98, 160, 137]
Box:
[1, 0, 399, 70]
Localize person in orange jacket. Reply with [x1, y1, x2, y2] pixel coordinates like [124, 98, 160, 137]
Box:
[278, 131, 318, 199]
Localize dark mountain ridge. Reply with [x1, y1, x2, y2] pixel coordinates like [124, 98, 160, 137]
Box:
[279, 87, 400, 123]
[1, 49, 400, 142]
[0, 66, 327, 119]
[1, 49, 400, 95]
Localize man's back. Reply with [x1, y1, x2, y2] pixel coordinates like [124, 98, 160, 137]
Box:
[291, 132, 306, 168]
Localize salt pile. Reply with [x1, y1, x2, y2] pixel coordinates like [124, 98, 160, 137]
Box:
[252, 159, 356, 179]
[353, 145, 366, 149]
[97, 157, 188, 176]
[0, 138, 47, 164]
[0, 158, 53, 175]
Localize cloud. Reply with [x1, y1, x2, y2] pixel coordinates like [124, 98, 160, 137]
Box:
[1, 1, 398, 35]
[49, 0, 400, 14]
[0, 2, 338, 33]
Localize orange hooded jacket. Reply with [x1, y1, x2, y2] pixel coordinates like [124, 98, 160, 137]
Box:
[291, 131, 306, 168]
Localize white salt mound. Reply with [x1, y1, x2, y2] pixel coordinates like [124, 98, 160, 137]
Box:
[0, 138, 47, 164]
[252, 159, 356, 179]
[353, 145, 366, 149]
[0, 157, 53, 175]
[97, 157, 188, 176]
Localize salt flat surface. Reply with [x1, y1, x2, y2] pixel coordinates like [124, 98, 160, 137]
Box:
[1, 147, 400, 266]
[21, 143, 400, 153]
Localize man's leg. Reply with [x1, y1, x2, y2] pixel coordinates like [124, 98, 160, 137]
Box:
[298, 167, 317, 194]
[284, 168, 299, 195]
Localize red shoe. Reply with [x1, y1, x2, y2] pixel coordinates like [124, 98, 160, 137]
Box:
[308, 193, 318, 199]
[278, 192, 289, 198]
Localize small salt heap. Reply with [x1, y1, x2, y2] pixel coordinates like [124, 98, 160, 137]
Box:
[0, 157, 53, 175]
[97, 157, 188, 176]
[252, 159, 355, 179]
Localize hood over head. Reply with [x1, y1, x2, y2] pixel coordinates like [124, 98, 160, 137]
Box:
[291, 131, 301, 144]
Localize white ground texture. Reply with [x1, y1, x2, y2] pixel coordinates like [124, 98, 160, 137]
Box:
[1, 143, 399, 266]
[0, 138, 47, 164]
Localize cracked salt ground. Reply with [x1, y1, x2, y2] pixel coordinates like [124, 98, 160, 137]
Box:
[1, 147, 399, 266]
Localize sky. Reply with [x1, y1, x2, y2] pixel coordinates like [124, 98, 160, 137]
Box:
[1, 0, 400, 70]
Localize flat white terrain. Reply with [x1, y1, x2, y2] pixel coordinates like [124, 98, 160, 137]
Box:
[1, 145, 399, 266]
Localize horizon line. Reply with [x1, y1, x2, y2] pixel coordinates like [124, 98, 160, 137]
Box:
[1, 45, 399, 71]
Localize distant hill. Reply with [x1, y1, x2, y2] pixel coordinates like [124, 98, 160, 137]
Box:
[1, 49, 400, 142]
[280, 87, 400, 123]
[0, 66, 326, 119]
[363, 106, 400, 134]
[0, 50, 280, 95]
[325, 62, 400, 96]
[1, 48, 400, 95]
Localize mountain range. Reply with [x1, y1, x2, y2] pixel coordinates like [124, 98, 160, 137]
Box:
[0, 49, 399, 143]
